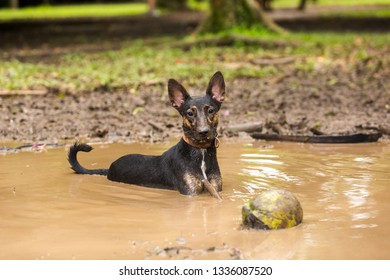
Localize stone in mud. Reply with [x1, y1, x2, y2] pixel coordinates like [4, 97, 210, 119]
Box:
[242, 189, 303, 230]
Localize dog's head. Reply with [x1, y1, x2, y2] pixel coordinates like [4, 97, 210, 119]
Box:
[168, 71, 225, 148]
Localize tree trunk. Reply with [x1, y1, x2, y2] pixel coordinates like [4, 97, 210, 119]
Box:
[157, 0, 188, 10]
[256, 0, 272, 11]
[197, 0, 287, 34]
[298, 0, 318, 10]
[297, 0, 307, 10]
[10, 0, 19, 9]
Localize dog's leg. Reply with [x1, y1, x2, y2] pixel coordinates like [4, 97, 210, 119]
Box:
[200, 149, 222, 200]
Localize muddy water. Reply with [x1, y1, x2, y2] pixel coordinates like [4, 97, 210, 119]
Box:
[0, 140, 389, 260]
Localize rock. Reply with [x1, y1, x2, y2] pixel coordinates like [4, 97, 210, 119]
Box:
[242, 189, 303, 230]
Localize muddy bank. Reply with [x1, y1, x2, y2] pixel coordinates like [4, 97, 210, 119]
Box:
[1, 66, 389, 145]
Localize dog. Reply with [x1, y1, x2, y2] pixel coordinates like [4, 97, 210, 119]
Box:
[68, 71, 225, 198]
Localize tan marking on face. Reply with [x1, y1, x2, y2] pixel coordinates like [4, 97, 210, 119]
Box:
[210, 112, 219, 127]
[183, 117, 193, 129]
[183, 106, 198, 129]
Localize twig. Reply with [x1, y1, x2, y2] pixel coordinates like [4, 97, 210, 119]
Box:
[250, 56, 295, 66]
[0, 89, 48, 96]
[310, 127, 325, 135]
[148, 121, 165, 132]
[356, 124, 390, 135]
[250, 132, 382, 143]
[379, 125, 390, 135]
[225, 122, 263, 133]
[171, 35, 295, 51]
[271, 123, 285, 135]
[202, 179, 222, 201]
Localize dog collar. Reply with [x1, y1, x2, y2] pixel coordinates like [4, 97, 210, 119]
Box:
[182, 134, 219, 149]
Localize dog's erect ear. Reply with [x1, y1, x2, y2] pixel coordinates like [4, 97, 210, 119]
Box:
[206, 71, 225, 104]
[168, 79, 191, 110]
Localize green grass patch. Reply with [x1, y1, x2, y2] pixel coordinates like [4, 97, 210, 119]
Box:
[2, 1, 390, 22]
[0, 3, 148, 21]
[1, 24, 389, 93]
[274, 0, 390, 9]
[1, 2, 389, 95]
[188, 0, 209, 11]
[320, 8, 390, 18]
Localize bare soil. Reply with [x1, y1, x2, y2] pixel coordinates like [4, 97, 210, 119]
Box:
[1, 7, 389, 145]
[1, 72, 388, 145]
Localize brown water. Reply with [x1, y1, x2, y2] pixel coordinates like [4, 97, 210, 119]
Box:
[0, 139, 389, 260]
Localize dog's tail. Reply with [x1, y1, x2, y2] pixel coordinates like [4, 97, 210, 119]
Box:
[68, 143, 108, 176]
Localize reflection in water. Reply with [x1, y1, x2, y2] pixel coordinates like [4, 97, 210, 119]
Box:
[318, 153, 379, 232]
[0, 141, 389, 259]
[239, 147, 298, 193]
[236, 142, 390, 259]
[343, 158, 378, 230]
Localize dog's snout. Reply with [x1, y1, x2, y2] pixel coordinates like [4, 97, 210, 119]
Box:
[198, 129, 209, 137]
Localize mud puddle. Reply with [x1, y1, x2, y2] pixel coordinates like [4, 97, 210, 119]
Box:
[0, 140, 389, 259]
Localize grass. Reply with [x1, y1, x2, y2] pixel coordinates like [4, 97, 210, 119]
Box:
[0, 0, 204, 21]
[0, 3, 148, 21]
[1, 30, 389, 93]
[1, 1, 390, 22]
[274, 0, 390, 9]
[320, 9, 390, 18]
[0, 2, 389, 93]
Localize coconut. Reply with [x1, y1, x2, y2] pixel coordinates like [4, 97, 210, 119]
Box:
[242, 189, 303, 230]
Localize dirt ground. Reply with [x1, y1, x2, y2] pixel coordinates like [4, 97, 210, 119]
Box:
[1, 7, 389, 146]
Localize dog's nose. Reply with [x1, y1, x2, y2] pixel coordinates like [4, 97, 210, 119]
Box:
[198, 129, 209, 137]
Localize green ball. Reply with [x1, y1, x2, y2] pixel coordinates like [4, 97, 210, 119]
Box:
[242, 189, 303, 230]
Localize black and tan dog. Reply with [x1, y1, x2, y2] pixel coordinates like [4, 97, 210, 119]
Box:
[68, 71, 225, 198]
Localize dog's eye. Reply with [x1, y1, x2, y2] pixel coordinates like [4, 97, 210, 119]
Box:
[207, 108, 215, 115]
[186, 111, 194, 117]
